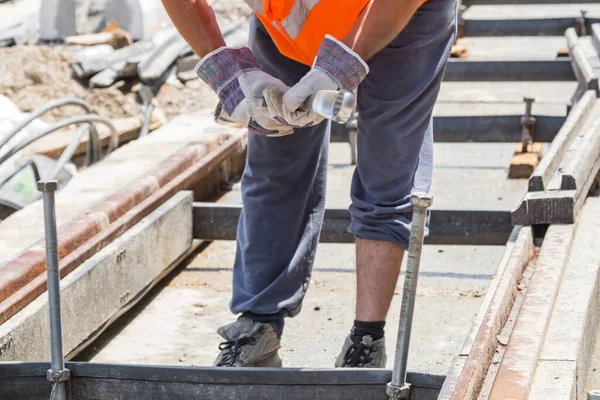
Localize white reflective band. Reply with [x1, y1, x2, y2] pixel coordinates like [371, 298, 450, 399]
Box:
[246, 0, 264, 14]
[281, 0, 320, 39]
[251, 0, 321, 39]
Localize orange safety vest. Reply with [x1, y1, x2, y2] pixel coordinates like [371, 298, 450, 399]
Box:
[247, 0, 425, 66]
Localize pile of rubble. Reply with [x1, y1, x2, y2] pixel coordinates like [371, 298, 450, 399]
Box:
[0, 0, 250, 220]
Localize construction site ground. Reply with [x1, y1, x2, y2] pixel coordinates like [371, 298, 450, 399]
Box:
[3, 1, 600, 398]
[77, 76, 576, 376]
[65, 5, 588, 376]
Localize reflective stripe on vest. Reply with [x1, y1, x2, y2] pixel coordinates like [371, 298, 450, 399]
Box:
[247, 0, 319, 39]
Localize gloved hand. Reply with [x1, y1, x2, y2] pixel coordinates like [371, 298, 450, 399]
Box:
[263, 86, 321, 129]
[195, 46, 294, 137]
[278, 35, 368, 121]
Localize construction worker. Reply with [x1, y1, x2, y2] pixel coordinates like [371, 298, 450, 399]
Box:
[162, 0, 456, 368]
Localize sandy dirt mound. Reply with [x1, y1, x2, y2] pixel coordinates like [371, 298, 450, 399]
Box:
[0, 45, 218, 123]
[0, 46, 140, 121]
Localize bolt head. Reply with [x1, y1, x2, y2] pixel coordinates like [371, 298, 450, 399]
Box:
[386, 382, 411, 399]
[410, 192, 433, 208]
[37, 180, 58, 193]
[523, 97, 536, 104]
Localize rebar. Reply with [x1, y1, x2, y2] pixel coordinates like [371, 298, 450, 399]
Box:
[387, 192, 433, 399]
[39, 180, 69, 400]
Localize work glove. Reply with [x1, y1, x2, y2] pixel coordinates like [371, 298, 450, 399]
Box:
[271, 35, 368, 124]
[195, 46, 294, 137]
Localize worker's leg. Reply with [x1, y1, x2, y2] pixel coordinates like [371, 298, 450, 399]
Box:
[336, 0, 456, 368]
[215, 15, 329, 367]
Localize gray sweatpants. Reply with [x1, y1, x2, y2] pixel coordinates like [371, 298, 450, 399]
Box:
[231, 0, 457, 317]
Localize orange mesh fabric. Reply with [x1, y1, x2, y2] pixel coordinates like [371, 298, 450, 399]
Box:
[255, 0, 427, 65]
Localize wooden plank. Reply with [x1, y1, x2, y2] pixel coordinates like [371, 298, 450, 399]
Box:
[439, 227, 533, 400]
[529, 91, 596, 191]
[489, 224, 577, 400]
[64, 30, 132, 49]
[561, 115, 600, 190]
[508, 143, 542, 179]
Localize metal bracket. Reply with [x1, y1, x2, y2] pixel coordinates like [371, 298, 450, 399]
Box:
[386, 382, 411, 399]
[46, 368, 70, 383]
[521, 97, 537, 153]
[589, 390, 600, 400]
[576, 9, 588, 37]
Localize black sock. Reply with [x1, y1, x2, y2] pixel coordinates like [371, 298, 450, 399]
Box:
[351, 320, 385, 343]
[240, 311, 284, 337]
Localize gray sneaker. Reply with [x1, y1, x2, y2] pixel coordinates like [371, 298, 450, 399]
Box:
[334, 334, 386, 368]
[214, 318, 282, 367]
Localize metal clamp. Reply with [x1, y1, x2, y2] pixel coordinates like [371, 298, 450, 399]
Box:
[387, 192, 433, 400]
[520, 97, 536, 153]
[46, 369, 70, 383]
[386, 383, 411, 400]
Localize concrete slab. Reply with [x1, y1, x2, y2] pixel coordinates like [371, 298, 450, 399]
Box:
[0, 0, 39, 32]
[489, 223, 577, 399]
[586, 325, 600, 394]
[436, 82, 575, 116]
[0, 115, 229, 263]
[85, 239, 500, 374]
[462, 37, 567, 60]
[439, 227, 533, 400]
[0, 191, 192, 361]
[530, 360, 577, 400]
[463, 4, 600, 20]
[328, 142, 528, 211]
[536, 197, 600, 399]
[81, 126, 529, 375]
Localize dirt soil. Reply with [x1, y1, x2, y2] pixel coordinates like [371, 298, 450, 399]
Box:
[0, 45, 218, 123]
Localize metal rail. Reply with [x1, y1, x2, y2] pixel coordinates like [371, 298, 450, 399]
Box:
[331, 115, 566, 143]
[192, 203, 513, 246]
[0, 362, 444, 400]
[444, 59, 575, 82]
